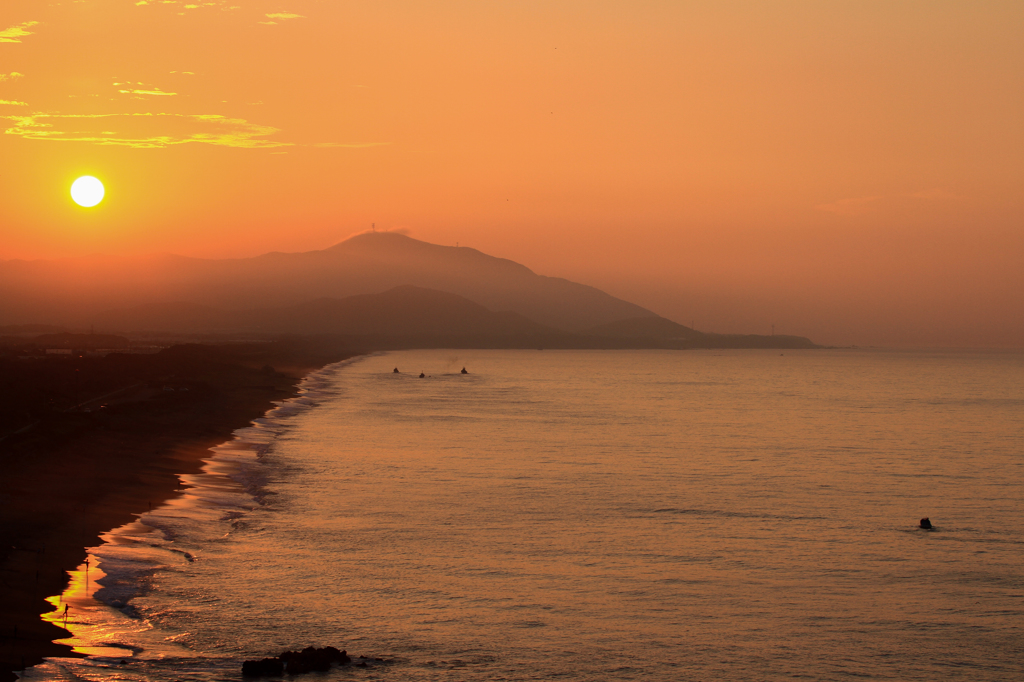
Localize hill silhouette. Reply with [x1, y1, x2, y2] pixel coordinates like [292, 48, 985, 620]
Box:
[0, 232, 655, 332]
[584, 317, 818, 349]
[0, 233, 820, 348]
[87, 288, 817, 349]
[587, 316, 704, 341]
[248, 286, 555, 337]
[92, 286, 560, 341]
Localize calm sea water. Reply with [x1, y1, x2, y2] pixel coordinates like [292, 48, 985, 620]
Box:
[24, 349, 1024, 681]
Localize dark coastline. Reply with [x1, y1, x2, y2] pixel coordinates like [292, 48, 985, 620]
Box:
[0, 341, 356, 681]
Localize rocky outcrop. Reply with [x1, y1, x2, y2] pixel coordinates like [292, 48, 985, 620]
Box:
[242, 646, 387, 677]
[241, 657, 285, 677]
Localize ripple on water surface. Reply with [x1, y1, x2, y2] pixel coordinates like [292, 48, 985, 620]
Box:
[25, 350, 1024, 681]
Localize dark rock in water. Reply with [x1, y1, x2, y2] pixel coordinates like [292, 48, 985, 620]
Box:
[393, 367, 399, 373]
[241, 645, 373, 677]
[243, 646, 352, 677]
[280, 646, 350, 674]
[242, 657, 285, 677]
[920, 517, 933, 529]
[461, 367, 468, 374]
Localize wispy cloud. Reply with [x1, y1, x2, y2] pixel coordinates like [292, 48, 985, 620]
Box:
[123, 89, 177, 97]
[260, 12, 305, 24]
[0, 21, 40, 43]
[2, 113, 289, 149]
[114, 81, 178, 97]
[3, 111, 387, 150]
[816, 195, 882, 216]
[0, 71, 26, 107]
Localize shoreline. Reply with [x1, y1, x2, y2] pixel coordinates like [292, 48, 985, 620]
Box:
[0, 342, 356, 681]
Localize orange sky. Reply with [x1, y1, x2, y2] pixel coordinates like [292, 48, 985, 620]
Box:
[2, 1, 1022, 347]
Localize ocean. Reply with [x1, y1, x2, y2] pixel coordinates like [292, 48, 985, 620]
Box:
[22, 349, 1024, 681]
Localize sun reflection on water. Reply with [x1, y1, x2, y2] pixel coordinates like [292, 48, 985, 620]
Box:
[42, 557, 139, 659]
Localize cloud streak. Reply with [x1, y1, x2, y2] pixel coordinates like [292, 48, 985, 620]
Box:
[2, 112, 289, 149]
[114, 81, 178, 97]
[0, 21, 40, 43]
[2, 112, 387, 150]
[121, 89, 178, 97]
[261, 12, 305, 25]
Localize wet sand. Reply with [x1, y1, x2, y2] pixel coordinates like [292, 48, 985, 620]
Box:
[0, 342, 355, 681]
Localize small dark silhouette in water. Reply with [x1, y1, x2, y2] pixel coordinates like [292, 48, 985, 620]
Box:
[393, 367, 399, 373]
[461, 367, 468, 374]
[919, 517, 933, 530]
[419, 372, 425, 378]
[242, 646, 389, 677]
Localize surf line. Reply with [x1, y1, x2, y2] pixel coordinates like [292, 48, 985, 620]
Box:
[31, 355, 367, 673]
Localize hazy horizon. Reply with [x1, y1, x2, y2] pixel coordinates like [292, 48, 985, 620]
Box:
[2, 1, 1022, 348]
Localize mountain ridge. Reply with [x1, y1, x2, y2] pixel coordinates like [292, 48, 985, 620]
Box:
[67, 286, 817, 350]
[0, 233, 819, 348]
[0, 232, 656, 331]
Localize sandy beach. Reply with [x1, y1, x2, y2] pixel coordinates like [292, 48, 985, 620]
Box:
[0, 342, 354, 681]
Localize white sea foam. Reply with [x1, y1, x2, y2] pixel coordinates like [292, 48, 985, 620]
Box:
[20, 355, 369, 680]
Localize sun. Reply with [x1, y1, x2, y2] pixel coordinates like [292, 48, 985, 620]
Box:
[71, 176, 105, 207]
